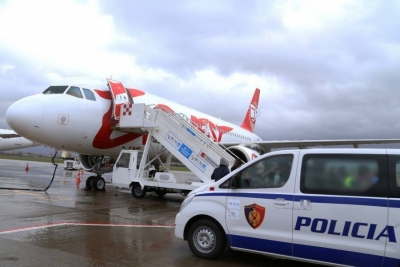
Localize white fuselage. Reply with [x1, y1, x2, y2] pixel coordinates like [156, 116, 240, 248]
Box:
[6, 81, 261, 157]
[0, 136, 36, 151]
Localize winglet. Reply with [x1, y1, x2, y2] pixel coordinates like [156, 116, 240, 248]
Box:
[240, 88, 260, 133]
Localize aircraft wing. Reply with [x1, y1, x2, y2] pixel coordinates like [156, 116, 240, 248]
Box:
[0, 129, 20, 138]
[224, 139, 400, 151]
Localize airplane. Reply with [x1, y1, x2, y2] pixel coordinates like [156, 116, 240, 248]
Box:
[5, 77, 400, 190]
[0, 129, 38, 151]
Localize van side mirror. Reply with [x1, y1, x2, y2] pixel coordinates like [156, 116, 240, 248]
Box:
[230, 174, 239, 189]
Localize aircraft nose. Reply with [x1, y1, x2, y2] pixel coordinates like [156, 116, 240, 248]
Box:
[6, 96, 43, 139]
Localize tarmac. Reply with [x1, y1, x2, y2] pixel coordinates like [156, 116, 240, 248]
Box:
[0, 159, 321, 267]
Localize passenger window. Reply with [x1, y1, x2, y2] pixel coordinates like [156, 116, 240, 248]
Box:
[116, 153, 130, 168]
[395, 161, 400, 187]
[42, 86, 68, 94]
[83, 88, 96, 101]
[237, 155, 293, 189]
[301, 154, 387, 197]
[388, 156, 400, 197]
[66, 86, 83, 98]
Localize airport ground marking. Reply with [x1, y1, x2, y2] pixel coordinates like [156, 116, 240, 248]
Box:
[0, 222, 175, 235]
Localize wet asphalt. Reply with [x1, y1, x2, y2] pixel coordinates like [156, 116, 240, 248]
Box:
[0, 159, 321, 267]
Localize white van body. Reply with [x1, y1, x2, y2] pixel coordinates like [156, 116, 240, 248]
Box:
[175, 148, 400, 266]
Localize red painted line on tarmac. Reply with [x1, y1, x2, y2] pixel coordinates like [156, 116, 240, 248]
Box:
[0, 221, 175, 235]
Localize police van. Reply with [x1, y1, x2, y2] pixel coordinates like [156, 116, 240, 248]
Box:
[175, 149, 400, 266]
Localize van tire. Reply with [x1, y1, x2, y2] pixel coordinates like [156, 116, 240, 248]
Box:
[131, 184, 146, 199]
[155, 189, 167, 197]
[188, 219, 226, 259]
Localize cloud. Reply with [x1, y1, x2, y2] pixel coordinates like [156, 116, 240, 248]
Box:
[0, 0, 400, 146]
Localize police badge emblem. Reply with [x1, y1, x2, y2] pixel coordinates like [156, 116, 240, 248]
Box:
[244, 204, 265, 229]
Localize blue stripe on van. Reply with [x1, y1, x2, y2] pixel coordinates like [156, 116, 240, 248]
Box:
[196, 192, 393, 208]
[389, 199, 400, 208]
[197, 192, 293, 200]
[228, 234, 400, 266]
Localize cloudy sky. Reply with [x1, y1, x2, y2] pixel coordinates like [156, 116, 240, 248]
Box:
[1, 0, 400, 146]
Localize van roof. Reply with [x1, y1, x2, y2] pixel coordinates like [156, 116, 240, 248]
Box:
[266, 148, 400, 155]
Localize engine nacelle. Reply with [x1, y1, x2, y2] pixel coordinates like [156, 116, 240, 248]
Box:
[227, 146, 260, 163]
[79, 154, 116, 173]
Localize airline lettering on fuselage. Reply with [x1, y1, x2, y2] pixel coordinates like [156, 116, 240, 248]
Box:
[295, 216, 397, 243]
[190, 116, 233, 142]
[155, 104, 233, 142]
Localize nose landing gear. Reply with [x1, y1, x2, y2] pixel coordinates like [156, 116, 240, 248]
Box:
[84, 156, 108, 191]
[85, 176, 106, 191]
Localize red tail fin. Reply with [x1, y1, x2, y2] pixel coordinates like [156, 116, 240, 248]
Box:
[240, 88, 260, 133]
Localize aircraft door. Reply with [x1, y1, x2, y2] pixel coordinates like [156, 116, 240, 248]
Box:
[107, 79, 132, 120]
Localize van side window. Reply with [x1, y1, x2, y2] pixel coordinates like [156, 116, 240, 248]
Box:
[387, 155, 400, 197]
[237, 154, 293, 189]
[395, 161, 400, 187]
[301, 154, 387, 197]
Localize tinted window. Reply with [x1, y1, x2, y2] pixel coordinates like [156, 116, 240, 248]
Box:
[236, 154, 293, 189]
[66, 86, 83, 98]
[42, 86, 68, 94]
[301, 154, 388, 197]
[388, 155, 400, 197]
[83, 88, 96, 101]
[395, 161, 400, 187]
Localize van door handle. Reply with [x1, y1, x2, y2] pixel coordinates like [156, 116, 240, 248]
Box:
[273, 198, 289, 206]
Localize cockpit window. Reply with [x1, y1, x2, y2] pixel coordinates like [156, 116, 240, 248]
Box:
[83, 88, 96, 101]
[42, 86, 68, 94]
[66, 86, 83, 98]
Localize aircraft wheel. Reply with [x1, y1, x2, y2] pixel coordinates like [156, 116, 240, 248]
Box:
[155, 189, 167, 197]
[188, 219, 226, 260]
[86, 176, 95, 190]
[131, 183, 146, 199]
[93, 177, 106, 191]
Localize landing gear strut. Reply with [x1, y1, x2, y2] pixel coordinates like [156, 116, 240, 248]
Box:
[85, 156, 107, 191]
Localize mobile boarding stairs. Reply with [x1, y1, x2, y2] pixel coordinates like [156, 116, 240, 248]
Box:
[113, 103, 237, 198]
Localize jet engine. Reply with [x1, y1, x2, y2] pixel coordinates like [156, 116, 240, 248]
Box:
[226, 146, 260, 163]
[79, 154, 115, 174]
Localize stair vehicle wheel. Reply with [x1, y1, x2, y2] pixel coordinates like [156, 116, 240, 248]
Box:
[155, 189, 167, 197]
[86, 176, 95, 190]
[188, 219, 226, 260]
[93, 177, 106, 191]
[131, 183, 147, 199]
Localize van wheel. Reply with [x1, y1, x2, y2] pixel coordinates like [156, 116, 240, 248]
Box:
[132, 184, 146, 199]
[188, 219, 226, 259]
[93, 177, 106, 191]
[155, 189, 167, 197]
[85, 176, 95, 190]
